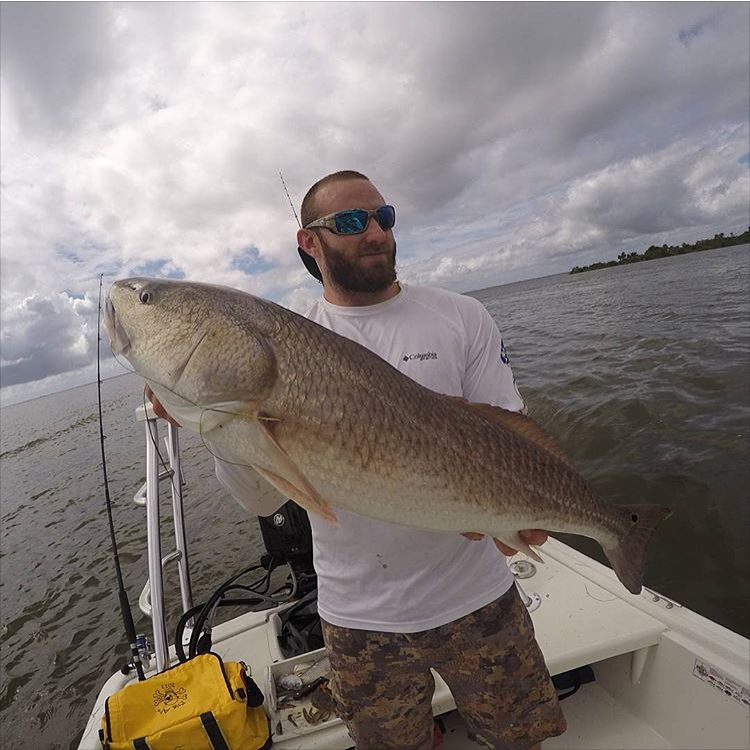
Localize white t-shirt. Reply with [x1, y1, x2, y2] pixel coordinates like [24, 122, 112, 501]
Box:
[216, 283, 524, 632]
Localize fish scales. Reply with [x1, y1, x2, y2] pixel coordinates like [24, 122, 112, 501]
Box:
[104, 277, 671, 594]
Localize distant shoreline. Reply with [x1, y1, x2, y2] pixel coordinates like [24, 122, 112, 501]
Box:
[0, 369, 135, 410]
[570, 228, 750, 274]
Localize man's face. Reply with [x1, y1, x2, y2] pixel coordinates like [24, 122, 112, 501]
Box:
[307, 179, 397, 294]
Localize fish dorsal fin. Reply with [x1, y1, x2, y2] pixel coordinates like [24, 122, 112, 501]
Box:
[448, 397, 574, 468]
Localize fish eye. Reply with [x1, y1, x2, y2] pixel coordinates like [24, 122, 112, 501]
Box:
[139, 289, 153, 304]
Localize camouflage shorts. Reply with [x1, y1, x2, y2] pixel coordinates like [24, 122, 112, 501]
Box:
[321, 585, 566, 750]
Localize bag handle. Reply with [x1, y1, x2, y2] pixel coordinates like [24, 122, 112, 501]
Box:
[200, 712, 231, 750]
[127, 712, 229, 750]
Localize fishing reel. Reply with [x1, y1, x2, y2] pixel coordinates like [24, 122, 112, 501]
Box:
[120, 633, 152, 675]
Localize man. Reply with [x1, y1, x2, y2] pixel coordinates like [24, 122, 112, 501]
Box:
[151, 170, 566, 750]
[291, 171, 565, 750]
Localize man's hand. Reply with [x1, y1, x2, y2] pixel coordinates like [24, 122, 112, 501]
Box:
[144, 385, 181, 427]
[462, 529, 548, 556]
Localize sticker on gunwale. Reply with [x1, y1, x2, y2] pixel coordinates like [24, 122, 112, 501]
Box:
[693, 659, 750, 707]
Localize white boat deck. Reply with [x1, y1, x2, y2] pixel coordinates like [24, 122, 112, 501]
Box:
[80, 538, 690, 750]
[512, 549, 666, 675]
[440, 681, 674, 749]
[543, 682, 672, 749]
[203, 538, 670, 749]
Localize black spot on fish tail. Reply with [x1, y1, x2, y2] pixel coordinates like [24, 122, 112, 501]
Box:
[603, 504, 672, 594]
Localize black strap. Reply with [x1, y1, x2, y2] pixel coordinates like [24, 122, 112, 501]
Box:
[244, 676, 265, 709]
[132, 739, 150, 750]
[200, 712, 230, 750]
[103, 697, 113, 743]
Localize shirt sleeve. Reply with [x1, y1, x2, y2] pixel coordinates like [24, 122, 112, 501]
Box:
[214, 456, 287, 517]
[462, 301, 527, 413]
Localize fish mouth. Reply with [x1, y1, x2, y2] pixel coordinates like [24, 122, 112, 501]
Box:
[103, 296, 131, 356]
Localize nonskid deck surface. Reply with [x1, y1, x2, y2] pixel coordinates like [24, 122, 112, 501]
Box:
[439, 682, 674, 750]
[540, 683, 672, 750]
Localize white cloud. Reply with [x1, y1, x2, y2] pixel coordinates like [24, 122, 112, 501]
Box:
[403, 124, 750, 290]
[1, 2, 748, 396]
[0, 291, 99, 387]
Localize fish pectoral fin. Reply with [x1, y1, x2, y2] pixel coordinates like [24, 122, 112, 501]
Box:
[252, 417, 338, 526]
[495, 534, 545, 564]
[251, 464, 338, 525]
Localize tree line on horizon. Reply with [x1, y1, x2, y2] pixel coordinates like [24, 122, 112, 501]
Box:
[570, 227, 750, 274]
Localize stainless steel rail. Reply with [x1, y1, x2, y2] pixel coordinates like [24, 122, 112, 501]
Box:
[134, 404, 194, 672]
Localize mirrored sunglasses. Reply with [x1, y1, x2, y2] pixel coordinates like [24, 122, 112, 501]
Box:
[304, 205, 396, 235]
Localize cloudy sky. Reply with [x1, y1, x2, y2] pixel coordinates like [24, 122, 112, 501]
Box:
[1, 2, 748, 405]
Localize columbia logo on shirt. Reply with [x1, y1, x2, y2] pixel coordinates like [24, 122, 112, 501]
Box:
[402, 351, 438, 362]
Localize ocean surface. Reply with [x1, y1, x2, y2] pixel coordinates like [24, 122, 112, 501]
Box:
[1, 243, 748, 748]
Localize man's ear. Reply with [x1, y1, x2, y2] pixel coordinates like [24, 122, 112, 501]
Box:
[297, 228, 318, 259]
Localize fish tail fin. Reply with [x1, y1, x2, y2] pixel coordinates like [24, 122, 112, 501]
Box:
[604, 504, 672, 594]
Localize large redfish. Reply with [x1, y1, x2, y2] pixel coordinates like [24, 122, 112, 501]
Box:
[104, 277, 670, 594]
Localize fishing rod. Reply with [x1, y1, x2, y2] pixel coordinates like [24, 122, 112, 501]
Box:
[279, 171, 302, 228]
[96, 274, 146, 681]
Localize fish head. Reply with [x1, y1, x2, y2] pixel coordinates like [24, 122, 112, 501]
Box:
[105, 277, 277, 414]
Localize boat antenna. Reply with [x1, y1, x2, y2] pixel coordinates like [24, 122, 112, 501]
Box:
[279, 171, 302, 228]
[97, 274, 146, 681]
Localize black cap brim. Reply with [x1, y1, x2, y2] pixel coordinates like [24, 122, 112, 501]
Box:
[298, 246, 323, 282]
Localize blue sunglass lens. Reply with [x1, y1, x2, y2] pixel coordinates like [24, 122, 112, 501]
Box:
[375, 205, 396, 231]
[335, 210, 369, 234]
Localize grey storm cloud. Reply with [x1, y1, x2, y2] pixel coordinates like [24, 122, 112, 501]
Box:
[0, 3, 118, 134]
[0, 2, 748, 401]
[0, 292, 97, 387]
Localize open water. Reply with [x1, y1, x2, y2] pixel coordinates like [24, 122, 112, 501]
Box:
[1, 244, 748, 748]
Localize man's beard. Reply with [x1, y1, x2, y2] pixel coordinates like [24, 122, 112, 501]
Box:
[320, 239, 398, 294]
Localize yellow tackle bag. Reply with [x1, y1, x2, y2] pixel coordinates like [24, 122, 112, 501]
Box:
[99, 652, 270, 750]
